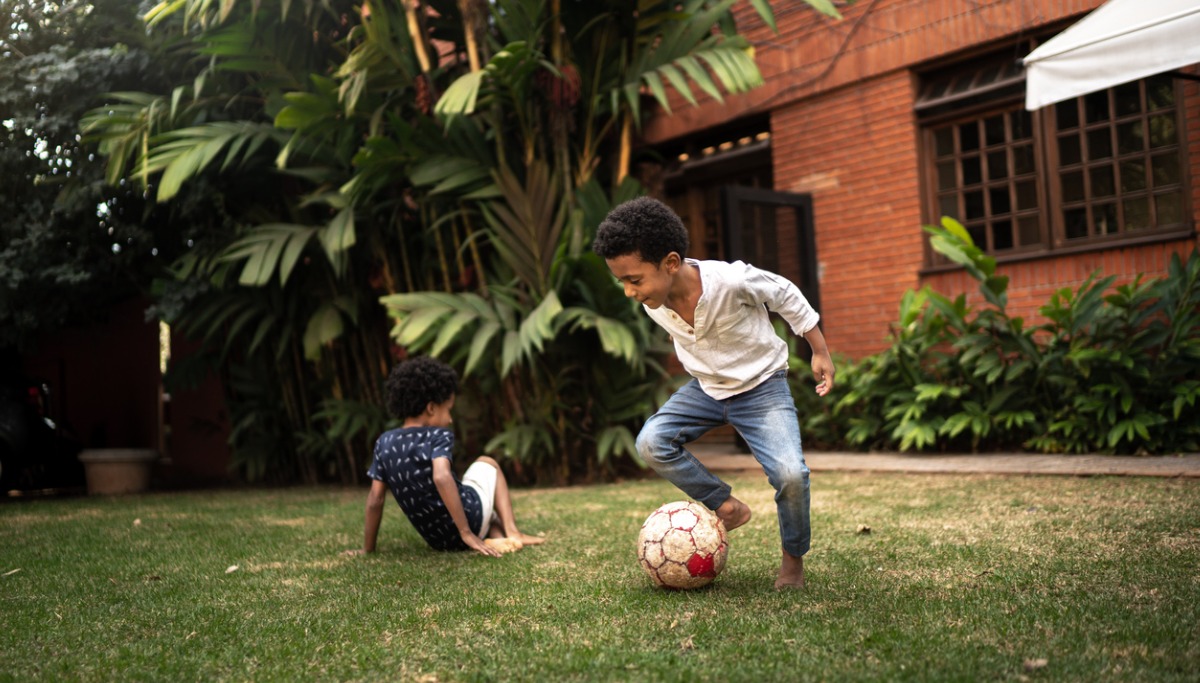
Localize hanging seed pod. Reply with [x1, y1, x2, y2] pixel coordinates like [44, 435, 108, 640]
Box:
[414, 73, 433, 115]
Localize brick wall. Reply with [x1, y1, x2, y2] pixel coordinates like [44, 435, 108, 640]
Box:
[640, 0, 1199, 359]
[771, 71, 926, 358]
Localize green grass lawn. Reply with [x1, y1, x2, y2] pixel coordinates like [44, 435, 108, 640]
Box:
[2, 470, 1198, 682]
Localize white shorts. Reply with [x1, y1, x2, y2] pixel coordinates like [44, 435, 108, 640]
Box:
[461, 460, 497, 536]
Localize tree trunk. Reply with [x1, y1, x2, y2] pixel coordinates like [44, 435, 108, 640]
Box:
[404, 0, 433, 73]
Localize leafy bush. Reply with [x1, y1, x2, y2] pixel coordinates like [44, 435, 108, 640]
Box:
[798, 218, 1200, 455]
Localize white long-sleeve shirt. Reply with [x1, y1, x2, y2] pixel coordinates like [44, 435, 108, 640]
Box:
[644, 259, 820, 400]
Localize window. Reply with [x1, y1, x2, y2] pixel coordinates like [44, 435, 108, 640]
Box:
[918, 50, 1189, 265]
[928, 107, 1043, 254]
[1053, 76, 1186, 241]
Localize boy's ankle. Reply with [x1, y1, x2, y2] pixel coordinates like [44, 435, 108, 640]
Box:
[714, 497, 751, 531]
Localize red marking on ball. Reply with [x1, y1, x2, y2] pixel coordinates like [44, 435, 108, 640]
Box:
[687, 552, 717, 577]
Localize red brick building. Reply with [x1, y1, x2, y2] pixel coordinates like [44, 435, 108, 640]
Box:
[638, 0, 1199, 359]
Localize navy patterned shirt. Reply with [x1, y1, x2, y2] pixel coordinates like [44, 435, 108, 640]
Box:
[367, 426, 482, 551]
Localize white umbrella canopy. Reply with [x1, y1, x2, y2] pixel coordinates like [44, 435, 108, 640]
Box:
[1023, 0, 1200, 110]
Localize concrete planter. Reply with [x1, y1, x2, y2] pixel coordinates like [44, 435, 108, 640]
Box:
[77, 448, 159, 495]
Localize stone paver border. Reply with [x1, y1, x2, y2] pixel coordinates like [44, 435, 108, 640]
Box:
[689, 444, 1200, 478]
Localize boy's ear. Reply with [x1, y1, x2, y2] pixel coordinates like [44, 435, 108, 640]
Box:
[424, 401, 437, 416]
[662, 251, 682, 273]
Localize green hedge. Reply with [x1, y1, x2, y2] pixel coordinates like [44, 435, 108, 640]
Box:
[791, 219, 1200, 455]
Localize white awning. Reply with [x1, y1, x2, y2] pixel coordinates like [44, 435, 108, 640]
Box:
[1023, 0, 1200, 110]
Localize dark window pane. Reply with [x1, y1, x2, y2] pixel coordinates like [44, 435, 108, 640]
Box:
[990, 187, 1011, 215]
[1059, 134, 1081, 165]
[993, 220, 1014, 250]
[967, 223, 987, 247]
[1061, 171, 1085, 203]
[1087, 128, 1112, 160]
[1156, 192, 1183, 224]
[1018, 216, 1041, 245]
[985, 115, 1006, 146]
[937, 161, 957, 190]
[1152, 153, 1181, 187]
[987, 151, 1008, 180]
[962, 156, 982, 185]
[935, 128, 954, 157]
[1090, 165, 1115, 198]
[960, 122, 980, 152]
[1148, 114, 1177, 148]
[1124, 196, 1150, 230]
[1147, 75, 1174, 110]
[1085, 91, 1110, 123]
[1093, 203, 1117, 234]
[1013, 144, 1035, 175]
[977, 64, 1002, 85]
[948, 73, 973, 95]
[939, 194, 958, 219]
[1120, 159, 1147, 192]
[1114, 82, 1141, 116]
[965, 190, 985, 220]
[1011, 109, 1033, 140]
[1064, 208, 1089, 239]
[1016, 180, 1038, 210]
[1056, 100, 1079, 129]
[1117, 120, 1144, 154]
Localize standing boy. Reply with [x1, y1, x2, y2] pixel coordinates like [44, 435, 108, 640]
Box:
[593, 197, 834, 589]
[345, 356, 544, 557]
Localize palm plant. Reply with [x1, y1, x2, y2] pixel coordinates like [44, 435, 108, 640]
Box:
[82, 0, 841, 483]
[368, 0, 841, 482]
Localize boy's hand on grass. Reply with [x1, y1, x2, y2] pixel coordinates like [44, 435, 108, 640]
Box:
[463, 534, 502, 557]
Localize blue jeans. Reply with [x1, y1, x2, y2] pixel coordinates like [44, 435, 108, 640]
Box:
[636, 370, 811, 556]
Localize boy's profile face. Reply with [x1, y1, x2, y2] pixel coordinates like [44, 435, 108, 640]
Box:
[605, 252, 680, 309]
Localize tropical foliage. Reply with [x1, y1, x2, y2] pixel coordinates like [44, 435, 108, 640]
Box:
[75, 0, 839, 483]
[811, 218, 1200, 455]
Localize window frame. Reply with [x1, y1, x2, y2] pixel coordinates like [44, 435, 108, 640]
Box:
[917, 62, 1193, 271]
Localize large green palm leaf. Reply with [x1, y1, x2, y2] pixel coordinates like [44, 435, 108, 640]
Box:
[479, 161, 567, 297]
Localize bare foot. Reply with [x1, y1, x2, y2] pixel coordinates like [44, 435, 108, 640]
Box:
[514, 532, 545, 546]
[484, 537, 522, 554]
[714, 496, 752, 532]
[775, 551, 805, 590]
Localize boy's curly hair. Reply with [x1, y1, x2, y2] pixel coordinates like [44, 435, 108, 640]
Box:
[384, 356, 459, 419]
[592, 196, 689, 264]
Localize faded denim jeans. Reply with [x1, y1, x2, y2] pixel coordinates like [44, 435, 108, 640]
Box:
[636, 370, 811, 557]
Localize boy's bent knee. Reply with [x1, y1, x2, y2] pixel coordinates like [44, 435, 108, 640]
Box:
[773, 464, 810, 491]
[474, 455, 500, 469]
[635, 425, 672, 465]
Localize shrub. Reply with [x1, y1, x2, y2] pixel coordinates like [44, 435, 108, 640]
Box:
[797, 218, 1200, 455]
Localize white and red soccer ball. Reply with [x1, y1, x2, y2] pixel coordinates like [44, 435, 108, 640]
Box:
[636, 500, 728, 589]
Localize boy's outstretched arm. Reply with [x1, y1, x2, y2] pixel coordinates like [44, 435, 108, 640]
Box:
[345, 479, 388, 555]
[432, 457, 502, 557]
[804, 325, 836, 397]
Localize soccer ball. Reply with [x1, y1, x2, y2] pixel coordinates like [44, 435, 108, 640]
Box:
[636, 500, 728, 589]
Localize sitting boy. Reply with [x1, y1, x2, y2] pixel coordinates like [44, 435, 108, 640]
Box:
[593, 197, 835, 589]
[345, 356, 544, 557]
